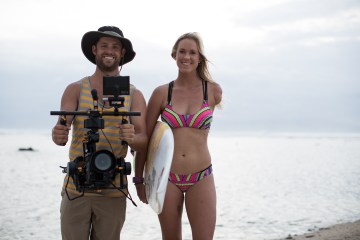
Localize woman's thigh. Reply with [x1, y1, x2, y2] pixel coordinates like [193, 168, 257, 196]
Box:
[158, 181, 185, 240]
[185, 174, 216, 240]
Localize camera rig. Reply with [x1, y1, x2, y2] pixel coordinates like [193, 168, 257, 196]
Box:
[51, 87, 140, 201]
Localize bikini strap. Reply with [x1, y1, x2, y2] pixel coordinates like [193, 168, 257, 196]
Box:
[202, 80, 208, 101]
[167, 81, 174, 104]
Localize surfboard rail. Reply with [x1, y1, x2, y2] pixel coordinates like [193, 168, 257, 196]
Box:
[144, 121, 174, 214]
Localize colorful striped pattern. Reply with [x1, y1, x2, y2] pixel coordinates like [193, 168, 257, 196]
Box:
[161, 101, 213, 129]
[64, 77, 134, 197]
[168, 165, 213, 193]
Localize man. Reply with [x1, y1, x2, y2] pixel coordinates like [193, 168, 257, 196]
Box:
[52, 26, 147, 240]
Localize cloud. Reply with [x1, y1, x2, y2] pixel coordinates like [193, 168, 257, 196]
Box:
[0, 0, 359, 133]
[222, 2, 360, 49]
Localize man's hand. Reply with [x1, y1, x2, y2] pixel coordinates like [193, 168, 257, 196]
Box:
[117, 123, 135, 144]
[52, 124, 70, 146]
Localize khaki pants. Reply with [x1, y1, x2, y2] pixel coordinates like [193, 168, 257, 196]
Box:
[60, 191, 126, 240]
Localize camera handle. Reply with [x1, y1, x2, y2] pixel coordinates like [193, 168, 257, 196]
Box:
[51, 110, 140, 152]
[51, 110, 141, 118]
[121, 118, 129, 146]
[60, 115, 67, 126]
[58, 115, 67, 146]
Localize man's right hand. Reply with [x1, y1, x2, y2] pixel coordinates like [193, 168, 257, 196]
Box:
[52, 124, 70, 146]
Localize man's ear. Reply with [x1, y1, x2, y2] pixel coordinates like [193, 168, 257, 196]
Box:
[92, 45, 96, 56]
[121, 48, 126, 57]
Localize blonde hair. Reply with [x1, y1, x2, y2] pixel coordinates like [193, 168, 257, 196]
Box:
[171, 32, 215, 83]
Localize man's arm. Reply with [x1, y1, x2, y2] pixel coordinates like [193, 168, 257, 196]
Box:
[52, 82, 80, 146]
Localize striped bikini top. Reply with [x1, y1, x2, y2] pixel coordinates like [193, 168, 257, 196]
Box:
[161, 80, 213, 130]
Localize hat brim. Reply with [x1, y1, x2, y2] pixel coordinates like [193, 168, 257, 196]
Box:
[81, 31, 136, 66]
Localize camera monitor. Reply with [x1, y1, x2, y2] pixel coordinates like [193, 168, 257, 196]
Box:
[103, 76, 130, 96]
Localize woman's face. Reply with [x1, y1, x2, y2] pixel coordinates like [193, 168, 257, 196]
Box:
[174, 38, 200, 73]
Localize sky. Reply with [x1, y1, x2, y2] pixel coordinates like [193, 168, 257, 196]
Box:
[0, 0, 359, 134]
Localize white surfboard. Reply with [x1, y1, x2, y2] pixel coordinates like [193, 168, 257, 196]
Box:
[144, 121, 174, 214]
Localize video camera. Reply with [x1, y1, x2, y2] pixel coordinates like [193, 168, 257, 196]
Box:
[51, 76, 140, 201]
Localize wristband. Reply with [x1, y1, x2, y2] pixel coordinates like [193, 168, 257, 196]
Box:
[132, 176, 144, 184]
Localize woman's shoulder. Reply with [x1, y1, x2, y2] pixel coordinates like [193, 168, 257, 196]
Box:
[208, 81, 222, 96]
[207, 81, 222, 106]
[148, 82, 172, 109]
[152, 82, 172, 94]
[207, 80, 221, 89]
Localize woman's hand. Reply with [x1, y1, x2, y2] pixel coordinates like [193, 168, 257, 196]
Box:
[135, 183, 148, 204]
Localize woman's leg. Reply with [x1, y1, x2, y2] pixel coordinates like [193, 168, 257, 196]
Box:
[185, 174, 216, 240]
[158, 181, 185, 240]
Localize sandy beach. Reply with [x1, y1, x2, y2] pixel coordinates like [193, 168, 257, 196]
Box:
[278, 220, 360, 240]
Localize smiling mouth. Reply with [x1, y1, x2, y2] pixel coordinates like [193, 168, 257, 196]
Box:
[104, 56, 115, 61]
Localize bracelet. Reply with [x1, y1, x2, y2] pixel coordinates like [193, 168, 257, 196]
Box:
[132, 176, 144, 185]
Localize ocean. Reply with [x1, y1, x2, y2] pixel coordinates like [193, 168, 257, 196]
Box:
[0, 130, 359, 240]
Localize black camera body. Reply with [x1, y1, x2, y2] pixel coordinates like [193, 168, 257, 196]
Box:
[51, 76, 140, 199]
[67, 149, 131, 192]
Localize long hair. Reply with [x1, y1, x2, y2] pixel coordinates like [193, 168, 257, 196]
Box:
[171, 32, 215, 83]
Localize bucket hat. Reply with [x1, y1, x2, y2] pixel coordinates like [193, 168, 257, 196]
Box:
[81, 26, 136, 65]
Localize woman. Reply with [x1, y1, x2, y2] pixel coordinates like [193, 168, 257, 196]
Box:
[137, 32, 222, 239]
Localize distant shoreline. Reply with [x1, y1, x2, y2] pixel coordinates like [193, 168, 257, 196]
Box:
[277, 220, 360, 240]
[1, 128, 360, 139]
[211, 131, 360, 139]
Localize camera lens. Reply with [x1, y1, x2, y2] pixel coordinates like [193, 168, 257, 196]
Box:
[93, 152, 114, 172]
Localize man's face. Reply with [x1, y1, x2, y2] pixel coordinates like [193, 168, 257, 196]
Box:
[92, 36, 125, 72]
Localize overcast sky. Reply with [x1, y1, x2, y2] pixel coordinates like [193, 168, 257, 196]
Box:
[0, 0, 359, 134]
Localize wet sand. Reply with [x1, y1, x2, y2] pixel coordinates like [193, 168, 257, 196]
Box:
[278, 220, 360, 240]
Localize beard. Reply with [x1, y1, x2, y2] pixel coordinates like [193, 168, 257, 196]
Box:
[95, 56, 121, 72]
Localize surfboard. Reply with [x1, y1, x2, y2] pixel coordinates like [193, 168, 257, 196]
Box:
[144, 121, 174, 214]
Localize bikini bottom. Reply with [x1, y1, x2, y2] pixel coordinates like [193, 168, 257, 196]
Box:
[168, 164, 213, 193]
